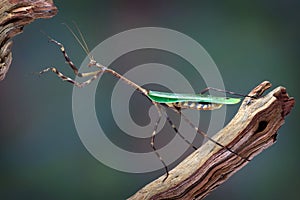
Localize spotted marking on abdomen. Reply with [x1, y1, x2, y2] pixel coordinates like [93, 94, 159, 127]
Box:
[166, 101, 223, 110]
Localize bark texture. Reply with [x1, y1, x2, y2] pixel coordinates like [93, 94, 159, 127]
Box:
[129, 81, 295, 200]
[0, 0, 57, 80]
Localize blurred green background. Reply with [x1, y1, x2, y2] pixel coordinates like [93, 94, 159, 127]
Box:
[0, 1, 299, 199]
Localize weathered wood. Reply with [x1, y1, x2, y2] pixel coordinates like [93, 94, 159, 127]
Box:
[128, 81, 295, 200]
[0, 0, 57, 80]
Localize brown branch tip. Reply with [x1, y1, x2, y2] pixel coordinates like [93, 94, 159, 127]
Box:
[0, 0, 57, 80]
[128, 81, 295, 200]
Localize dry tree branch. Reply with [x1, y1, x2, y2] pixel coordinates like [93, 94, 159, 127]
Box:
[0, 0, 57, 80]
[128, 81, 295, 200]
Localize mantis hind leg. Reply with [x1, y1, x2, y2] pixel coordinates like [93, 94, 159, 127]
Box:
[150, 103, 169, 182]
[162, 108, 197, 150]
[170, 106, 250, 162]
[150, 103, 199, 182]
[200, 87, 254, 98]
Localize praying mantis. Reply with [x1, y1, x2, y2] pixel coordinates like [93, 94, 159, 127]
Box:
[40, 26, 254, 181]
